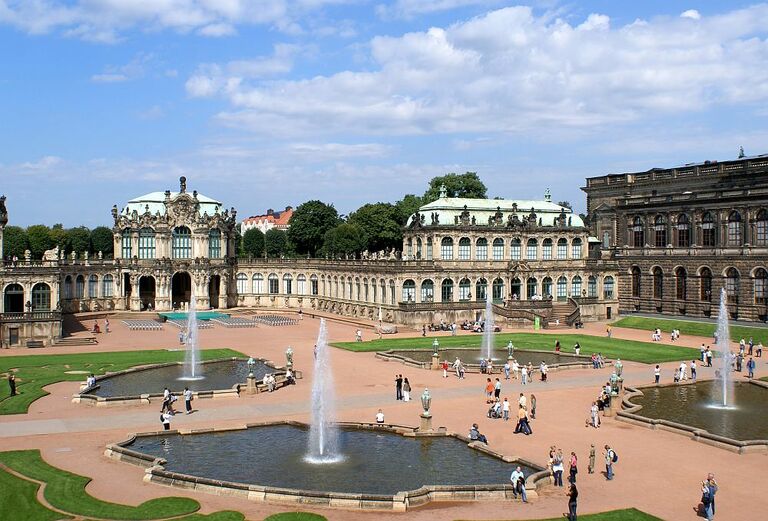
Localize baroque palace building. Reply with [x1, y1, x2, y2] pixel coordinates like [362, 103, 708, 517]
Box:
[1, 153, 765, 347]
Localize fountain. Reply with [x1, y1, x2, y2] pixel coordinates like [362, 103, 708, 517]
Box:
[481, 296, 495, 361]
[714, 288, 733, 408]
[306, 318, 342, 463]
[181, 288, 203, 381]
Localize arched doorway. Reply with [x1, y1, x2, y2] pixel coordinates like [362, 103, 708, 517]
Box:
[209, 275, 220, 309]
[172, 272, 192, 309]
[139, 276, 156, 311]
[4, 284, 24, 313]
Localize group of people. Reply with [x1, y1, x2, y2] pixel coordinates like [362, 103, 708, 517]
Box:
[92, 319, 110, 334]
[394, 374, 411, 401]
[159, 386, 195, 429]
[589, 353, 606, 369]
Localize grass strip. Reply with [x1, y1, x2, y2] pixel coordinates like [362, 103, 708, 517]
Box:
[460, 507, 662, 521]
[263, 514, 327, 521]
[0, 467, 66, 521]
[613, 316, 768, 345]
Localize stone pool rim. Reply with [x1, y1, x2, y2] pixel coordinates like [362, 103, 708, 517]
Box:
[73, 357, 289, 407]
[105, 420, 549, 511]
[618, 379, 768, 454]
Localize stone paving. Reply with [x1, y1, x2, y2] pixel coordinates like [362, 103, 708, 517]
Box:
[1, 314, 766, 520]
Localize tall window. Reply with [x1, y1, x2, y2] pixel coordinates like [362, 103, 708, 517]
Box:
[476, 238, 488, 260]
[172, 226, 192, 258]
[675, 267, 687, 300]
[492, 238, 504, 260]
[102, 275, 113, 298]
[402, 280, 416, 302]
[725, 267, 740, 303]
[556, 276, 568, 299]
[459, 278, 471, 301]
[631, 267, 641, 297]
[284, 274, 293, 295]
[121, 228, 132, 258]
[700, 267, 712, 301]
[138, 228, 155, 259]
[542, 239, 553, 260]
[756, 210, 768, 246]
[209, 229, 221, 258]
[390, 281, 396, 305]
[236, 273, 247, 293]
[527, 277, 538, 299]
[75, 275, 85, 299]
[557, 238, 568, 259]
[355, 278, 361, 300]
[426, 238, 433, 260]
[476, 278, 487, 301]
[677, 214, 691, 247]
[572, 238, 583, 258]
[702, 212, 715, 247]
[88, 275, 98, 298]
[253, 273, 264, 293]
[421, 279, 434, 302]
[654, 215, 667, 247]
[510, 239, 521, 260]
[416, 238, 423, 259]
[728, 211, 742, 246]
[572, 275, 582, 297]
[632, 216, 644, 247]
[603, 276, 615, 299]
[588, 275, 597, 297]
[441, 279, 454, 302]
[754, 268, 768, 305]
[268, 273, 279, 294]
[32, 283, 51, 310]
[4, 283, 23, 313]
[458, 237, 471, 260]
[511, 278, 521, 299]
[526, 239, 537, 260]
[406, 238, 413, 258]
[441, 237, 453, 260]
[542, 277, 553, 298]
[297, 274, 306, 295]
[492, 278, 504, 303]
[653, 267, 663, 299]
[310, 274, 318, 295]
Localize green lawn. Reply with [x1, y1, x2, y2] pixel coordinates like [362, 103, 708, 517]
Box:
[613, 316, 768, 345]
[0, 467, 65, 521]
[334, 333, 697, 364]
[0, 348, 244, 415]
[263, 514, 327, 521]
[462, 508, 662, 521]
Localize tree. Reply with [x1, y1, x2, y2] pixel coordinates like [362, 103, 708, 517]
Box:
[265, 228, 289, 257]
[49, 224, 68, 250]
[3, 226, 28, 259]
[241, 228, 265, 258]
[90, 226, 114, 257]
[287, 200, 341, 256]
[557, 201, 572, 210]
[26, 225, 53, 259]
[348, 203, 402, 252]
[323, 223, 367, 257]
[67, 226, 91, 254]
[394, 194, 423, 225]
[422, 172, 487, 203]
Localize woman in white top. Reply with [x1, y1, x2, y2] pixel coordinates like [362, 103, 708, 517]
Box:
[375, 409, 385, 424]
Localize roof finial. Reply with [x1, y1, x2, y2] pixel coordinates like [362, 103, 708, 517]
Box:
[439, 184, 447, 199]
[738, 146, 745, 159]
[544, 188, 551, 202]
[179, 176, 187, 193]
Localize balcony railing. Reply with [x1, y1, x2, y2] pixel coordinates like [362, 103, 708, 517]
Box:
[0, 311, 61, 322]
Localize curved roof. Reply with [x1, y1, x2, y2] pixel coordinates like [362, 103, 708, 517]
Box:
[123, 191, 223, 217]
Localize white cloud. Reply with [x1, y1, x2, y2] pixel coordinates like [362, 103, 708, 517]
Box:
[91, 52, 155, 83]
[681, 9, 701, 20]
[19, 155, 63, 170]
[198, 22, 236, 37]
[190, 5, 768, 138]
[288, 142, 393, 160]
[377, 0, 501, 20]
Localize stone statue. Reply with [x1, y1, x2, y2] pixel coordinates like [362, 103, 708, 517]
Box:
[432, 339, 440, 354]
[507, 341, 514, 357]
[179, 176, 187, 193]
[421, 388, 432, 416]
[614, 358, 623, 378]
[43, 246, 60, 261]
[98, 251, 103, 260]
[610, 371, 619, 394]
[285, 346, 294, 368]
[0, 195, 8, 227]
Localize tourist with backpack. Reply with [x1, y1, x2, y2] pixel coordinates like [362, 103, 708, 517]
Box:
[604, 444, 617, 480]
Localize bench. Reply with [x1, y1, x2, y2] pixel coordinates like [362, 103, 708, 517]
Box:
[26, 340, 45, 348]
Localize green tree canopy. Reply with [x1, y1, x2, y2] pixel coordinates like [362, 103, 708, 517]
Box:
[423, 172, 487, 203]
[348, 203, 402, 252]
[241, 228, 265, 258]
[89, 226, 114, 257]
[265, 228, 289, 257]
[3, 226, 28, 259]
[287, 200, 341, 257]
[67, 226, 91, 254]
[48, 224, 67, 251]
[323, 223, 367, 257]
[394, 194, 423, 225]
[26, 225, 54, 259]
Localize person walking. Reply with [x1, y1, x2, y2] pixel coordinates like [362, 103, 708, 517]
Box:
[588, 444, 595, 474]
[606, 324, 612, 338]
[485, 378, 494, 404]
[747, 357, 756, 379]
[654, 365, 661, 384]
[355, 329, 363, 342]
[568, 451, 578, 484]
[161, 410, 172, 430]
[395, 374, 403, 400]
[566, 483, 578, 521]
[604, 445, 616, 480]
[494, 378, 502, 401]
[183, 387, 193, 414]
[706, 473, 718, 519]
[441, 359, 449, 378]
[502, 397, 510, 421]
[503, 360, 511, 380]
[690, 360, 697, 381]
[521, 364, 528, 385]
[510, 466, 528, 503]
[552, 449, 564, 487]
[402, 377, 411, 401]
[178, 330, 185, 345]
[8, 374, 16, 396]
[104, 318, 110, 333]
[590, 402, 600, 428]
[530, 394, 537, 419]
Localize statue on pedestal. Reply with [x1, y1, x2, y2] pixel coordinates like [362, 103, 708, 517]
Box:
[432, 339, 440, 355]
[421, 388, 432, 417]
[285, 346, 294, 369]
[614, 358, 623, 378]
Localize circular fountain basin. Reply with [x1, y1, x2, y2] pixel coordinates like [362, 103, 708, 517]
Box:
[377, 348, 589, 372]
[108, 422, 541, 510]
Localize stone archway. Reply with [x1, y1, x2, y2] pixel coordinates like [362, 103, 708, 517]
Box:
[172, 271, 192, 310]
[139, 276, 156, 311]
[209, 275, 220, 309]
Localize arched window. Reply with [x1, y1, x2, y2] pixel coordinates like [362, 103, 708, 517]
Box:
[492, 238, 504, 260]
[632, 216, 644, 247]
[754, 268, 768, 305]
[699, 267, 712, 301]
[268, 273, 279, 294]
[236, 273, 247, 293]
[310, 274, 318, 295]
[677, 214, 691, 247]
[702, 212, 715, 247]
[510, 238, 521, 260]
[406, 238, 413, 258]
[172, 226, 192, 258]
[526, 277, 538, 299]
[476, 278, 487, 301]
[139, 227, 155, 259]
[441, 279, 454, 302]
[756, 210, 768, 246]
[572, 238, 583, 258]
[102, 275, 113, 298]
[572, 275, 582, 297]
[557, 238, 568, 259]
[459, 278, 471, 301]
[402, 280, 416, 302]
[31, 283, 51, 311]
[492, 278, 504, 303]
[416, 238, 423, 259]
[253, 273, 264, 293]
[631, 267, 641, 297]
[511, 277, 521, 300]
[209, 229, 221, 258]
[75, 275, 85, 299]
[440, 237, 453, 260]
[4, 283, 24, 313]
[542, 239, 553, 260]
[426, 237, 433, 260]
[526, 238, 537, 260]
[675, 267, 687, 301]
[421, 279, 434, 302]
[355, 277, 361, 300]
[458, 237, 471, 260]
[542, 277, 553, 298]
[297, 274, 307, 295]
[588, 275, 597, 298]
[63, 275, 72, 299]
[556, 276, 568, 299]
[728, 211, 742, 246]
[603, 276, 615, 299]
[390, 280, 396, 305]
[282, 274, 292, 295]
[652, 267, 663, 299]
[654, 215, 667, 247]
[725, 267, 740, 303]
[476, 238, 488, 260]
[88, 274, 98, 298]
[121, 228, 132, 258]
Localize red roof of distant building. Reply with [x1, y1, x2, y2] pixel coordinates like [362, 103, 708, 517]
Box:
[242, 206, 293, 227]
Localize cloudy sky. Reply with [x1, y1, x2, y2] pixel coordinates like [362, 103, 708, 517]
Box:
[1, 1, 766, 227]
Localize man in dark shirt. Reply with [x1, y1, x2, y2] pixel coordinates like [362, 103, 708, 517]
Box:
[395, 374, 403, 400]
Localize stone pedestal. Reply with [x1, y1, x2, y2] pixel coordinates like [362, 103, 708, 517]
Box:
[419, 413, 433, 432]
[607, 392, 620, 416]
[431, 353, 440, 370]
[246, 374, 257, 395]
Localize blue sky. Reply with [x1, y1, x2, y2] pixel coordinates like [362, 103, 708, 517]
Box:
[1, 0, 766, 227]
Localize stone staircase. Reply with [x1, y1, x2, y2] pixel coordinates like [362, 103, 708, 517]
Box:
[54, 336, 98, 346]
[548, 301, 578, 329]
